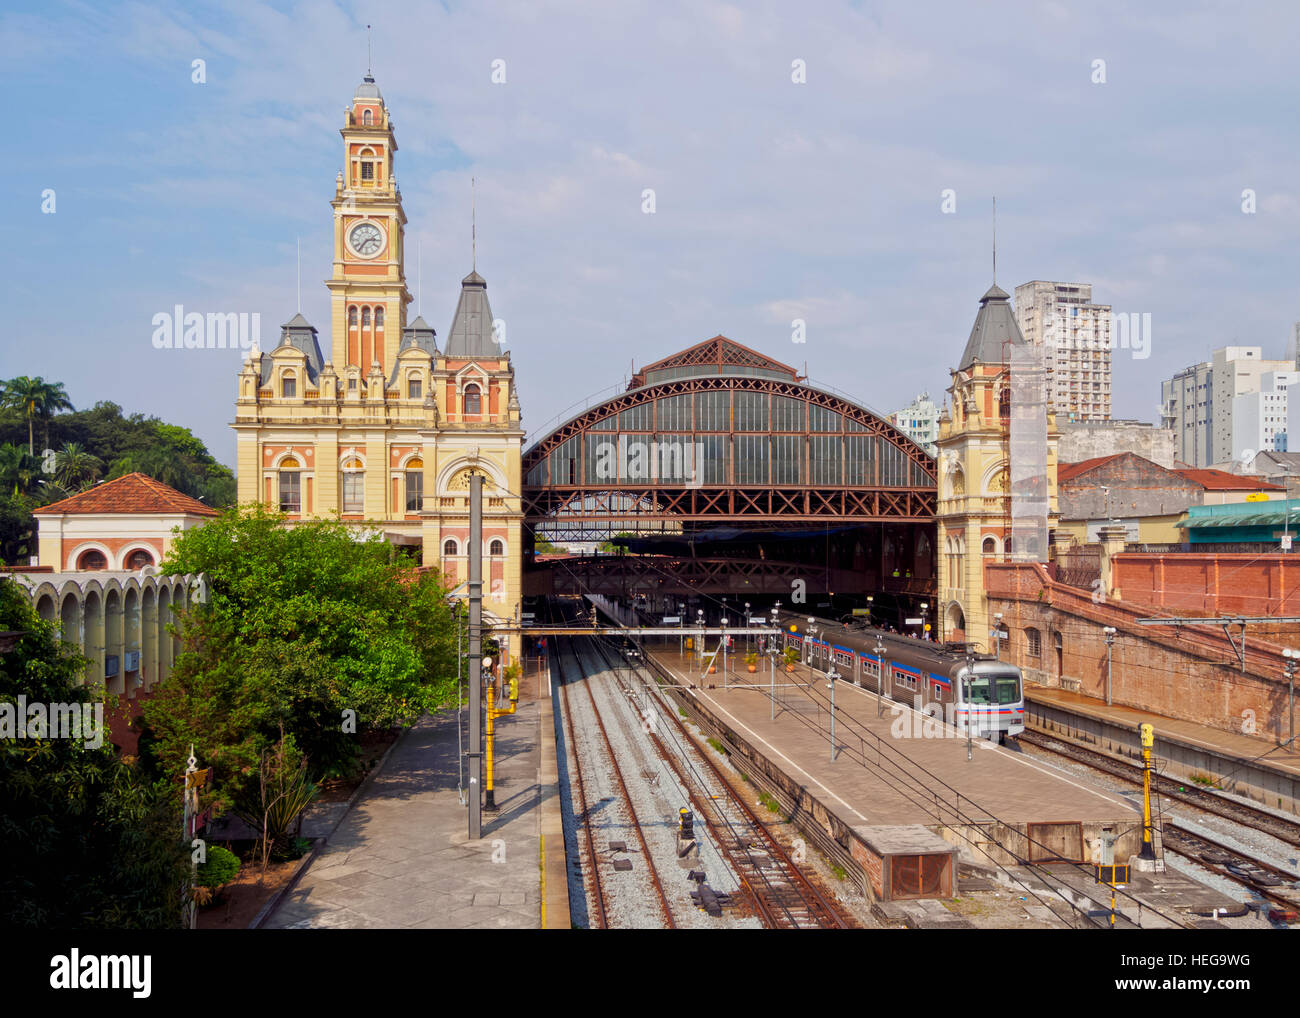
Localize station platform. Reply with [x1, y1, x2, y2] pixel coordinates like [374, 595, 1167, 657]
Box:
[1025, 686, 1300, 815]
[643, 643, 1153, 870]
[262, 662, 569, 930]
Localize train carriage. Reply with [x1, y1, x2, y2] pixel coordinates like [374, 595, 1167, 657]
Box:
[777, 612, 1025, 740]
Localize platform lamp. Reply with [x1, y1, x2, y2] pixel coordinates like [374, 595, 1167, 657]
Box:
[873, 635, 887, 717]
[769, 606, 780, 720]
[744, 602, 752, 651]
[1283, 648, 1299, 745]
[1103, 627, 1117, 707]
[920, 601, 929, 641]
[827, 667, 840, 763]
[805, 617, 819, 683]
[696, 608, 705, 664]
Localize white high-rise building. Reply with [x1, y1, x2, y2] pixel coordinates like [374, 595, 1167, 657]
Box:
[888, 391, 939, 456]
[1210, 346, 1294, 464]
[1232, 370, 1300, 462]
[1014, 280, 1112, 422]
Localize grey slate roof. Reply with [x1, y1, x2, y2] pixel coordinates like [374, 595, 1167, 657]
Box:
[355, 75, 382, 101]
[444, 270, 502, 358]
[387, 315, 438, 387]
[957, 283, 1026, 370]
[261, 314, 325, 386]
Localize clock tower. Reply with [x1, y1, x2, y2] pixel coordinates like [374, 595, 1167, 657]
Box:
[325, 73, 412, 381]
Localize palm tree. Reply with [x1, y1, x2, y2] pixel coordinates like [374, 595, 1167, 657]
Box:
[0, 377, 74, 455]
[0, 443, 41, 497]
[55, 442, 103, 491]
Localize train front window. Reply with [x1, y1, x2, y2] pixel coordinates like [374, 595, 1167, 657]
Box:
[995, 675, 1021, 704]
[963, 677, 993, 704]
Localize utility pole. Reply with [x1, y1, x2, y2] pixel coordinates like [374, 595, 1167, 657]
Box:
[1284, 649, 1299, 745]
[467, 472, 484, 841]
[1103, 627, 1117, 707]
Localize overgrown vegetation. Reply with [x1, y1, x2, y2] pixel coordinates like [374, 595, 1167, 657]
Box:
[0, 578, 189, 928]
[143, 506, 458, 823]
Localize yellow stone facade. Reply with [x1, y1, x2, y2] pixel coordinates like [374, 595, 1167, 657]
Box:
[935, 286, 1060, 650]
[232, 75, 524, 632]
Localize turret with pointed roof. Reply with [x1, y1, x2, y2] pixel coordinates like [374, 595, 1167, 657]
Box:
[958, 284, 1026, 370]
[444, 270, 500, 358]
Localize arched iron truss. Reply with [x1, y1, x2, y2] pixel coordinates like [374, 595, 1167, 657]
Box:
[522, 372, 937, 535]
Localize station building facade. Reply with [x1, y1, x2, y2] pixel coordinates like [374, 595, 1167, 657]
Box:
[232, 74, 524, 627]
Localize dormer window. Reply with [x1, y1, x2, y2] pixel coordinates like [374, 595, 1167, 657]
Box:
[408, 376, 422, 399]
[464, 384, 481, 416]
[282, 372, 297, 399]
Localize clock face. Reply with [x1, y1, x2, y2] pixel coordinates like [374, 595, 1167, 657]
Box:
[348, 221, 384, 258]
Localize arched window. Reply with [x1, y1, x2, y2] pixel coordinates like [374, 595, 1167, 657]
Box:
[408, 375, 422, 399]
[341, 455, 364, 513]
[443, 538, 458, 557]
[489, 539, 505, 556]
[282, 372, 296, 399]
[1025, 627, 1041, 658]
[982, 536, 996, 558]
[464, 384, 481, 416]
[405, 458, 423, 512]
[362, 307, 371, 327]
[362, 109, 373, 126]
[359, 148, 376, 182]
[279, 456, 301, 512]
[374, 307, 384, 327]
[349, 306, 358, 327]
[126, 549, 154, 570]
[77, 549, 107, 571]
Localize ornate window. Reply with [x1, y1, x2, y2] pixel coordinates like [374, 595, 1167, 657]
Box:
[125, 549, 154, 570]
[405, 459, 423, 512]
[982, 536, 996, 558]
[77, 549, 107, 571]
[341, 456, 364, 513]
[282, 372, 296, 399]
[489, 539, 505, 556]
[279, 457, 301, 512]
[408, 376, 422, 400]
[464, 384, 481, 416]
[443, 538, 458, 557]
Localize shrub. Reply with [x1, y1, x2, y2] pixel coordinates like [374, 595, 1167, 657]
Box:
[196, 845, 241, 891]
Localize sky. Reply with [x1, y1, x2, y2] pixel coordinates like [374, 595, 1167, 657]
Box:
[4, 0, 1300, 471]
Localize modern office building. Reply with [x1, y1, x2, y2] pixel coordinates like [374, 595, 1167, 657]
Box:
[1013, 280, 1112, 422]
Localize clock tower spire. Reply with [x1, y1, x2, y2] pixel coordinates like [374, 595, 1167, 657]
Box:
[325, 73, 412, 379]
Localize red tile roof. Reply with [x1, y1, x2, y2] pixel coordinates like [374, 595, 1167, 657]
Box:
[1173, 468, 1285, 491]
[1056, 453, 1126, 484]
[34, 473, 220, 517]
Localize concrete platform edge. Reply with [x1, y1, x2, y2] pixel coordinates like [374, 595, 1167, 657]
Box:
[536, 660, 571, 929]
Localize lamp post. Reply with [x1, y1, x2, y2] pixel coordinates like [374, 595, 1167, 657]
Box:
[770, 607, 779, 720]
[920, 601, 929, 641]
[992, 612, 1004, 660]
[721, 616, 729, 687]
[874, 636, 887, 717]
[744, 602, 751, 651]
[696, 608, 705, 666]
[805, 617, 818, 683]
[679, 602, 686, 656]
[827, 668, 840, 762]
[1103, 627, 1117, 707]
[1284, 649, 1299, 745]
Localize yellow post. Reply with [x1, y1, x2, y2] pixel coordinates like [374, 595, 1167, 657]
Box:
[485, 675, 496, 810]
[1140, 723, 1155, 860]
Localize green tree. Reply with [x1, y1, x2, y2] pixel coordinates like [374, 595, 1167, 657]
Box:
[0, 443, 42, 498]
[0, 376, 74, 455]
[54, 441, 103, 491]
[145, 506, 459, 815]
[0, 578, 190, 928]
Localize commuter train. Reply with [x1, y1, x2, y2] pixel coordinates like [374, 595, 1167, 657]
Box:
[774, 613, 1025, 740]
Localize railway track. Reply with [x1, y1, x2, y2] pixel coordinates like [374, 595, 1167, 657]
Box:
[586, 634, 852, 929]
[1021, 728, 1300, 918]
[550, 603, 677, 928]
